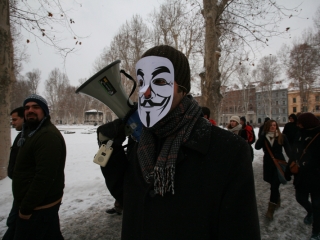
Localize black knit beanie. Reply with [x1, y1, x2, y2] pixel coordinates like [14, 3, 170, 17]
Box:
[297, 112, 320, 129]
[23, 94, 49, 116]
[141, 45, 191, 93]
[240, 116, 246, 123]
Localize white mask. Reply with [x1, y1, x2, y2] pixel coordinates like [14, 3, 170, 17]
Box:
[135, 56, 174, 128]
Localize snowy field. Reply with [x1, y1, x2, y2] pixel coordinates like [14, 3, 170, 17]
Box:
[0, 126, 314, 240]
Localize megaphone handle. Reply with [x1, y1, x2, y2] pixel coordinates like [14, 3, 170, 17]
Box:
[120, 69, 136, 108]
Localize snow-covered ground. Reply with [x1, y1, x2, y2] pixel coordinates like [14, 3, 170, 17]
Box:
[0, 126, 314, 239]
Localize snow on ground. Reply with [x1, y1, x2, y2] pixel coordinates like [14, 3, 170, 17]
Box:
[0, 126, 314, 239]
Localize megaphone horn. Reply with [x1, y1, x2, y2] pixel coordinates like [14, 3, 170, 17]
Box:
[76, 60, 133, 119]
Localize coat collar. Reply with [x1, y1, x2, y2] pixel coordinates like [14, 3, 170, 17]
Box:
[183, 117, 212, 155]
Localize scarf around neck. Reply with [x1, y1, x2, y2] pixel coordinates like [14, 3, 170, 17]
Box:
[266, 131, 278, 146]
[228, 124, 242, 134]
[137, 95, 202, 196]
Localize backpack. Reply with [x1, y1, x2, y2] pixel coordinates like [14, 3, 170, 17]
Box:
[245, 125, 256, 145]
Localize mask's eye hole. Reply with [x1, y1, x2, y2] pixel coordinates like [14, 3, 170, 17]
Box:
[153, 78, 167, 86]
[138, 80, 143, 87]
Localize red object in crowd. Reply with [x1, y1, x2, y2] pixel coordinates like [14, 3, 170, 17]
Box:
[209, 119, 217, 126]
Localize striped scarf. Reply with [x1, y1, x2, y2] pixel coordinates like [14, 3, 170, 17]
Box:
[137, 95, 202, 196]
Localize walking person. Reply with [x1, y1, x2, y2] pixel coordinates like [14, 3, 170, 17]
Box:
[103, 45, 260, 239]
[240, 116, 255, 161]
[3, 107, 24, 240]
[282, 113, 299, 149]
[291, 113, 320, 240]
[255, 119, 292, 220]
[9, 94, 66, 239]
[201, 106, 217, 125]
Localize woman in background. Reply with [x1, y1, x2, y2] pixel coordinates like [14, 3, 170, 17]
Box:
[227, 115, 248, 140]
[255, 120, 291, 220]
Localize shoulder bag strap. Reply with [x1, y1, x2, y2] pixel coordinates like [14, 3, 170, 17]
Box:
[300, 132, 320, 161]
[265, 140, 287, 176]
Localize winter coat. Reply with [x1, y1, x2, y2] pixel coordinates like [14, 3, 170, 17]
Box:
[12, 116, 66, 215]
[293, 126, 320, 192]
[106, 117, 261, 240]
[8, 132, 21, 179]
[255, 133, 291, 184]
[282, 122, 299, 147]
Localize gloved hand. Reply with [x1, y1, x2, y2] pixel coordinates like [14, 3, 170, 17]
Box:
[97, 119, 126, 147]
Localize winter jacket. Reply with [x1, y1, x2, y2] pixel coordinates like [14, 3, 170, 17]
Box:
[282, 122, 299, 147]
[255, 133, 291, 183]
[293, 126, 320, 192]
[12, 116, 66, 215]
[106, 117, 261, 240]
[8, 132, 21, 179]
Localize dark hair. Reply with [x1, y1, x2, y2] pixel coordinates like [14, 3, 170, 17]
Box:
[10, 107, 24, 118]
[201, 107, 210, 118]
[288, 113, 297, 123]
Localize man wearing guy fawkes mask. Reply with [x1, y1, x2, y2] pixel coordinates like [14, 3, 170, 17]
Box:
[105, 45, 260, 239]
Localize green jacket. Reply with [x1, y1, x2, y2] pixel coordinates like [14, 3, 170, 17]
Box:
[12, 116, 66, 215]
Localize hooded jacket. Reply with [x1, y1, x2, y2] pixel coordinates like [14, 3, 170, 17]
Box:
[105, 117, 260, 239]
[12, 116, 66, 215]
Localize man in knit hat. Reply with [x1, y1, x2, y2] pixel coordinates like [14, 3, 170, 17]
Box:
[104, 45, 260, 239]
[291, 112, 320, 240]
[3, 94, 66, 239]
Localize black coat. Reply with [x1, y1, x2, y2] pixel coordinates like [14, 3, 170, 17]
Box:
[8, 132, 21, 179]
[282, 122, 299, 147]
[255, 133, 291, 183]
[106, 118, 260, 240]
[293, 126, 320, 192]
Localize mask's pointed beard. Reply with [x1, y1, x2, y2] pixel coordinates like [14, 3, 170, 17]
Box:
[146, 112, 150, 127]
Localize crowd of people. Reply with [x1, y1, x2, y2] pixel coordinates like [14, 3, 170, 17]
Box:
[2, 45, 320, 240]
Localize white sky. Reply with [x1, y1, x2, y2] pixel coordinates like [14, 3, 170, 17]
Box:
[19, 0, 319, 95]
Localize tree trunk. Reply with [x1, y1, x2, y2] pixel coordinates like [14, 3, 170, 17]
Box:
[202, 0, 223, 121]
[0, 0, 15, 180]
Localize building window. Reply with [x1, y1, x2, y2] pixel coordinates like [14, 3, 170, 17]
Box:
[276, 101, 278, 105]
[276, 93, 278, 97]
[283, 109, 286, 113]
[229, 107, 233, 113]
[316, 96, 320, 102]
[293, 98, 296, 103]
[316, 105, 320, 111]
[282, 101, 285, 105]
[283, 117, 286, 122]
[293, 107, 297, 113]
[282, 92, 285, 97]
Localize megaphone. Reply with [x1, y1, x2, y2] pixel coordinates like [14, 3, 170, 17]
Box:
[76, 60, 142, 141]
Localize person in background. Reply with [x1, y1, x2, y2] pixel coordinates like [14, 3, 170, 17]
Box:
[240, 117, 255, 161]
[201, 106, 217, 125]
[255, 120, 292, 221]
[227, 116, 245, 138]
[103, 45, 260, 239]
[258, 117, 271, 138]
[282, 113, 299, 149]
[292, 113, 320, 240]
[2, 107, 24, 240]
[10, 94, 66, 239]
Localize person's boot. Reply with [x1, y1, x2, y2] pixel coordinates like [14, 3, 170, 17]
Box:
[304, 212, 313, 225]
[276, 197, 281, 209]
[266, 202, 277, 220]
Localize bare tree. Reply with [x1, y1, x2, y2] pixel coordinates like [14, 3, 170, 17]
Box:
[201, 0, 299, 121]
[256, 55, 281, 118]
[10, 76, 32, 109]
[287, 43, 319, 111]
[25, 68, 41, 94]
[44, 68, 70, 123]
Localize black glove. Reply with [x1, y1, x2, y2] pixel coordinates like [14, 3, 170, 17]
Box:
[284, 162, 292, 181]
[97, 119, 126, 147]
